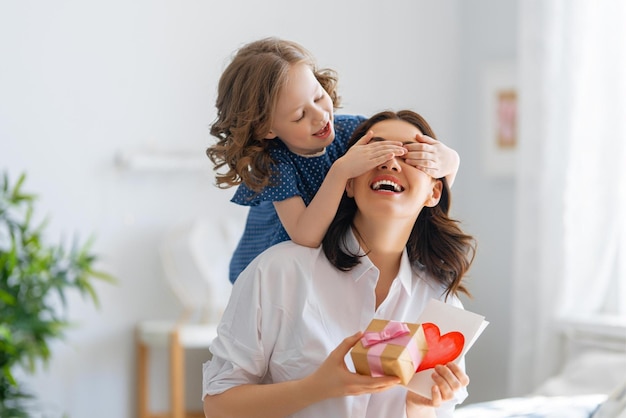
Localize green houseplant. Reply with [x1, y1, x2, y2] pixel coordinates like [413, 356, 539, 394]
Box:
[0, 172, 114, 416]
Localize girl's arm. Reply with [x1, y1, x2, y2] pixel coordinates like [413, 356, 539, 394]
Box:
[203, 332, 400, 418]
[274, 131, 406, 248]
[403, 133, 460, 187]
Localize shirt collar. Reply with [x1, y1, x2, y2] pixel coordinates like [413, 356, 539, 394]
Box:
[344, 228, 414, 296]
[397, 248, 414, 296]
[275, 139, 327, 158]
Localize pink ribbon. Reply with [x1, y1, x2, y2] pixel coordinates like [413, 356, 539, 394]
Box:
[361, 321, 410, 348]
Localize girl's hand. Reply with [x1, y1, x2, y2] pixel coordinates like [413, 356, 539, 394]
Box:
[406, 363, 469, 409]
[336, 130, 406, 179]
[304, 332, 401, 402]
[403, 132, 460, 185]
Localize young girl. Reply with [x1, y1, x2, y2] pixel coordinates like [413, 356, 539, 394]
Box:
[203, 110, 476, 417]
[207, 37, 460, 283]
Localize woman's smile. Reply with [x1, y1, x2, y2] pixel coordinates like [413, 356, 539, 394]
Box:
[370, 175, 405, 193]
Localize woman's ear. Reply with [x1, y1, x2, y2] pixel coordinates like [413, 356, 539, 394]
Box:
[425, 180, 443, 207]
[264, 130, 278, 140]
[346, 178, 355, 198]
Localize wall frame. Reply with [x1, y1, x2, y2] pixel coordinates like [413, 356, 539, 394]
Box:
[482, 62, 517, 178]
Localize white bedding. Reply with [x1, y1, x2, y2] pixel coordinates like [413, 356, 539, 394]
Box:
[456, 349, 626, 418]
[455, 393, 606, 418]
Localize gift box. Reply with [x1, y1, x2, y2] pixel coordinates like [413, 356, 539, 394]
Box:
[350, 319, 427, 385]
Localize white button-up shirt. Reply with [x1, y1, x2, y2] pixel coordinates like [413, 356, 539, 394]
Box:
[203, 230, 468, 417]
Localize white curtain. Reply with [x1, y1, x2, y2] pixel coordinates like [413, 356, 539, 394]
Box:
[510, 0, 626, 396]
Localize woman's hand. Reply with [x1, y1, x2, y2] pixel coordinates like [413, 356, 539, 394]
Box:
[406, 362, 469, 416]
[303, 332, 401, 402]
[430, 362, 469, 403]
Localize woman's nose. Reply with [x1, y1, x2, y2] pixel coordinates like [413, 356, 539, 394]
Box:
[379, 157, 401, 172]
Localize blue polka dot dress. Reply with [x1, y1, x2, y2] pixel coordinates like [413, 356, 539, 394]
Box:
[228, 114, 366, 283]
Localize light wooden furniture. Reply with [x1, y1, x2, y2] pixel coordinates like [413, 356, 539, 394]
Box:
[137, 217, 242, 418]
[136, 320, 218, 418]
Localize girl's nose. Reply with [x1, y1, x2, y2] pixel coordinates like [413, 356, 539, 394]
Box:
[313, 107, 327, 124]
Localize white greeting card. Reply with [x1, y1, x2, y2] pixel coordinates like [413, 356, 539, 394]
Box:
[406, 299, 489, 399]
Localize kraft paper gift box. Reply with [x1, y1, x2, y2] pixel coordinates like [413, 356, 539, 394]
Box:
[350, 319, 428, 385]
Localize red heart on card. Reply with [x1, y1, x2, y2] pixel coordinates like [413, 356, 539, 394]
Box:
[416, 322, 465, 372]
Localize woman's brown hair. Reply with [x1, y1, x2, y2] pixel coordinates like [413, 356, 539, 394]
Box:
[207, 37, 341, 193]
[322, 110, 476, 299]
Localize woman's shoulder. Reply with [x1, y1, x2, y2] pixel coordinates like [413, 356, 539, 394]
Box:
[259, 241, 321, 265]
[241, 242, 323, 291]
[244, 241, 322, 274]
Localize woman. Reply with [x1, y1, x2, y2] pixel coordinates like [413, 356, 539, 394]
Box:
[202, 110, 476, 418]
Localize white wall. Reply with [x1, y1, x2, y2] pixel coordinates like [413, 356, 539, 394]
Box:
[0, 1, 517, 416]
[454, 0, 519, 404]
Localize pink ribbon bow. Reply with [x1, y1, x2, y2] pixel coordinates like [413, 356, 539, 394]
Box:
[361, 321, 410, 347]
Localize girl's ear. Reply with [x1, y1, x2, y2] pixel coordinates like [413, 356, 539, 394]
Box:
[264, 130, 278, 140]
[424, 180, 443, 207]
[346, 178, 354, 198]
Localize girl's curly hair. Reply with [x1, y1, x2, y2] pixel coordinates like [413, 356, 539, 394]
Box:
[207, 37, 341, 193]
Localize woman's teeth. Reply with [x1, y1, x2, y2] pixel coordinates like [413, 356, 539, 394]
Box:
[371, 180, 403, 192]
